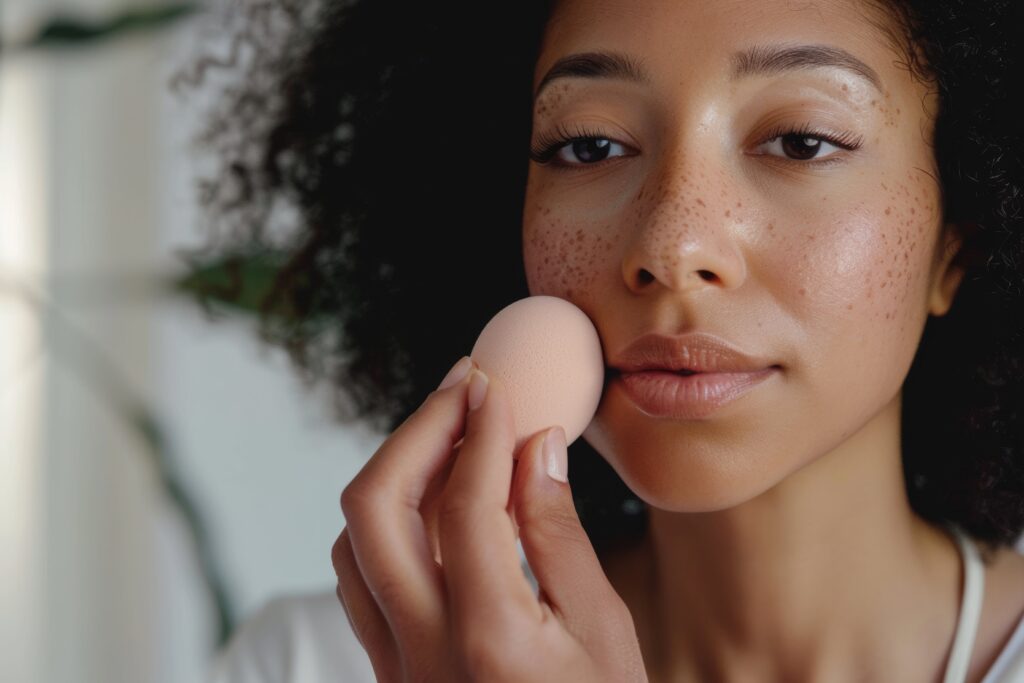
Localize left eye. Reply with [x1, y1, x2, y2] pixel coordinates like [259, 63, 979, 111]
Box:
[757, 133, 844, 162]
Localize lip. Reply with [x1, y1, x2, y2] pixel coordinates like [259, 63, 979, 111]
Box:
[610, 331, 776, 374]
[614, 367, 777, 419]
[606, 330, 779, 419]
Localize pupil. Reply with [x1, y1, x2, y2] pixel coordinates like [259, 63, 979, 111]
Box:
[572, 138, 610, 163]
[782, 135, 821, 160]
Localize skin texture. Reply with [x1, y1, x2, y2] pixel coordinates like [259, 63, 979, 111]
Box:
[522, 0, 1024, 681]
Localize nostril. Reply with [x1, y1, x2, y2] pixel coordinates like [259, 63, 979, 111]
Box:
[637, 269, 655, 285]
[697, 270, 716, 282]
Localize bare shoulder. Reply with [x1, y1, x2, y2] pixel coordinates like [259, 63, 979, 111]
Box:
[968, 545, 1024, 683]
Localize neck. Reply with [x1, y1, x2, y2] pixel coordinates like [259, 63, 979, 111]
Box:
[606, 392, 964, 682]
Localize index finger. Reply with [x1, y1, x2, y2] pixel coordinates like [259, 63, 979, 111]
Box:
[340, 356, 476, 647]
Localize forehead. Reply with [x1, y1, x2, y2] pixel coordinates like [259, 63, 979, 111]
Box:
[534, 0, 908, 98]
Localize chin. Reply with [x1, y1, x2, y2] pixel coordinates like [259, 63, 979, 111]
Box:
[581, 421, 779, 513]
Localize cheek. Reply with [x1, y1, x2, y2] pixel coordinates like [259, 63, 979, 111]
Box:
[522, 209, 616, 302]
[777, 169, 940, 388]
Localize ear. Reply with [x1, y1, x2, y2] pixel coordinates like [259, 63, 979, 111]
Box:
[928, 222, 970, 317]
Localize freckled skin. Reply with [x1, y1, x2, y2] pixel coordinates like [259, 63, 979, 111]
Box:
[519, 1, 978, 681]
[522, 0, 961, 512]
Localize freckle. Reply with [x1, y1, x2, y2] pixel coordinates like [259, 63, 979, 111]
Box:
[696, 198, 705, 207]
[725, 209, 731, 217]
[799, 288, 806, 296]
[847, 304, 853, 310]
[767, 223, 774, 231]
[885, 207, 891, 215]
[881, 182, 888, 190]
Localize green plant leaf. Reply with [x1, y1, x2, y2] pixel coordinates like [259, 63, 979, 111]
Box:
[24, 3, 198, 48]
[174, 250, 288, 317]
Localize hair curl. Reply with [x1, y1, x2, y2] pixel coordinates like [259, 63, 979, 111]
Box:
[179, 0, 1024, 557]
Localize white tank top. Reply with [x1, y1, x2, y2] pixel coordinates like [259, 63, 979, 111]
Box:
[944, 523, 985, 683]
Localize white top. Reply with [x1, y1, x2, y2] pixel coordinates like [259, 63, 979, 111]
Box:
[208, 529, 1024, 682]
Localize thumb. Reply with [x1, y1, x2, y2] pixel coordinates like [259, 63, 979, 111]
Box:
[511, 426, 626, 631]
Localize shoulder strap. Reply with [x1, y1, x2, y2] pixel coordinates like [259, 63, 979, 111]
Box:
[943, 524, 985, 683]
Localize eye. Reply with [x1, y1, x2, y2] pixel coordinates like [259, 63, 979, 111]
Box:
[529, 123, 632, 170]
[752, 123, 863, 166]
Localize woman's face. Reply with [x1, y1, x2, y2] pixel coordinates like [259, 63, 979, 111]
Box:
[522, 0, 966, 510]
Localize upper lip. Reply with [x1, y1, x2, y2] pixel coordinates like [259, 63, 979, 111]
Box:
[610, 331, 777, 374]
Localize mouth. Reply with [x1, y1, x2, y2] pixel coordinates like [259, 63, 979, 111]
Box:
[607, 366, 780, 419]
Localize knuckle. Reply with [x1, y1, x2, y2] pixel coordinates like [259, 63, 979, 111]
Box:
[458, 629, 520, 681]
[340, 477, 377, 519]
[454, 610, 534, 681]
[367, 571, 407, 608]
[438, 491, 478, 526]
[608, 596, 637, 635]
[330, 531, 350, 571]
[524, 505, 584, 547]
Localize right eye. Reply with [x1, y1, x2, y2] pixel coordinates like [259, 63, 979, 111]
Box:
[529, 123, 633, 169]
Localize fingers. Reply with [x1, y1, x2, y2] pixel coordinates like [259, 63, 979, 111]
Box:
[420, 452, 457, 565]
[438, 369, 542, 638]
[331, 528, 402, 681]
[511, 426, 637, 643]
[340, 356, 475, 653]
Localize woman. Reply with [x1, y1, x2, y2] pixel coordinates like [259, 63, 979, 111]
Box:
[197, 0, 1024, 680]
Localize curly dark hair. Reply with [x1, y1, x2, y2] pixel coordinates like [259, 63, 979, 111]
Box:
[178, 0, 1024, 558]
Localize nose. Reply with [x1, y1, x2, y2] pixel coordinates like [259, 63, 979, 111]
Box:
[621, 158, 747, 294]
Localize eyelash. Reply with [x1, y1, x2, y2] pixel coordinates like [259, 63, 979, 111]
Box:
[528, 122, 864, 170]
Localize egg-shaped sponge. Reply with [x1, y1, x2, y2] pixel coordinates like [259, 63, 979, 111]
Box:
[470, 295, 605, 455]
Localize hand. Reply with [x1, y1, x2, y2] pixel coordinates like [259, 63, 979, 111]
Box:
[331, 356, 648, 682]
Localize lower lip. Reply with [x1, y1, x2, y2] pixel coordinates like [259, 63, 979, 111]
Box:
[615, 368, 777, 419]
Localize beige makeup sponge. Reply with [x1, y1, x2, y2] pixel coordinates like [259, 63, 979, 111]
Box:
[470, 295, 605, 455]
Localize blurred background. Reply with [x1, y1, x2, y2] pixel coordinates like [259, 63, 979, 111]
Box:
[1, 1, 383, 681]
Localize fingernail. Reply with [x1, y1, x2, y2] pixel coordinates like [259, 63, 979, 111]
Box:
[467, 369, 489, 411]
[543, 426, 567, 483]
[437, 356, 473, 391]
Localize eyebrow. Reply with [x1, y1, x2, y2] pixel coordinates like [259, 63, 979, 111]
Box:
[534, 43, 884, 100]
